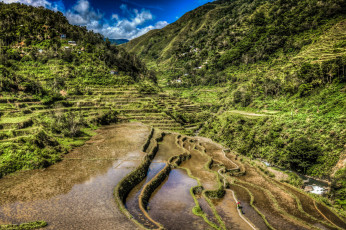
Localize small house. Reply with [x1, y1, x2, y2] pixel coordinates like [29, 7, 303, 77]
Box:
[110, 70, 118, 75]
[175, 78, 182, 83]
[68, 41, 77, 46]
[60, 34, 66, 39]
[38, 49, 43, 54]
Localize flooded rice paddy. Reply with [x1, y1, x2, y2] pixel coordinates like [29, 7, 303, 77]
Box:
[0, 123, 345, 230]
[148, 169, 208, 230]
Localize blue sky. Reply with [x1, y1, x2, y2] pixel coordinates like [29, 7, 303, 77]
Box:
[3, 0, 213, 39]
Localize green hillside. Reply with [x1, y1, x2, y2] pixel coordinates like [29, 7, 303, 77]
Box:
[124, 0, 346, 210]
[0, 0, 346, 215]
[0, 2, 158, 178]
[0, 3, 209, 181]
[125, 0, 346, 85]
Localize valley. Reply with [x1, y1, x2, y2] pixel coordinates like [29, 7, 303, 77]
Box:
[0, 0, 346, 229]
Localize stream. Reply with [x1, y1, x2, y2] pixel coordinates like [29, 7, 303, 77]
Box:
[261, 160, 330, 195]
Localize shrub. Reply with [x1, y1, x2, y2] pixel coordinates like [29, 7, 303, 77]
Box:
[283, 172, 304, 187]
[50, 112, 86, 137]
[30, 130, 59, 148]
[286, 137, 320, 173]
[331, 167, 346, 209]
[136, 82, 158, 94]
[41, 93, 63, 105]
[94, 110, 118, 125]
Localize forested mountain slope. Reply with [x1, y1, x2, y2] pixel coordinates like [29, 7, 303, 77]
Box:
[125, 0, 345, 85]
[0, 3, 157, 178]
[124, 0, 346, 211]
[0, 2, 155, 97]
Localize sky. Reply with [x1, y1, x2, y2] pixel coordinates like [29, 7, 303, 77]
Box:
[3, 0, 214, 40]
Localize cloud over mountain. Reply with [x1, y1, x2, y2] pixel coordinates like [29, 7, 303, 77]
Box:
[3, 0, 168, 39]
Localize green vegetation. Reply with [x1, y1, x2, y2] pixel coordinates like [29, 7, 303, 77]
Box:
[125, 0, 346, 210]
[0, 2, 156, 179]
[332, 168, 346, 210]
[126, 0, 346, 86]
[1, 0, 346, 226]
[0, 221, 47, 230]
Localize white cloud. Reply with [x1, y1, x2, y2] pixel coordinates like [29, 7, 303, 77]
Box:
[111, 14, 119, 21]
[65, 0, 103, 26]
[3, 0, 49, 7]
[66, 2, 168, 39]
[101, 19, 168, 40]
[3, 0, 169, 40]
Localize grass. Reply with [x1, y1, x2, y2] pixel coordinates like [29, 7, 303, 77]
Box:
[0, 116, 32, 124]
[0, 80, 203, 179]
[0, 221, 47, 230]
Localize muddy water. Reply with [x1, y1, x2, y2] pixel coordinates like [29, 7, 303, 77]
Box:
[212, 191, 253, 230]
[125, 162, 166, 228]
[148, 169, 209, 230]
[125, 133, 185, 228]
[180, 139, 218, 190]
[0, 123, 150, 230]
[153, 134, 182, 162]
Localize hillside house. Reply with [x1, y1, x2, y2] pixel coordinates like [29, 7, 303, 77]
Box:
[174, 78, 182, 83]
[60, 34, 66, 39]
[68, 41, 77, 46]
[110, 70, 119, 75]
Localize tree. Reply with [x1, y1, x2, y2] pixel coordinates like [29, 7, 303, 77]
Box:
[287, 137, 320, 173]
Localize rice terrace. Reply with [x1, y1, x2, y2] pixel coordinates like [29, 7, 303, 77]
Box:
[0, 0, 346, 229]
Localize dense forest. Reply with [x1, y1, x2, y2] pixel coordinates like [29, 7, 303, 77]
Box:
[126, 0, 346, 86]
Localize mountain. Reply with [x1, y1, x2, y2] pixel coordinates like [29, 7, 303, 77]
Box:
[108, 39, 130, 45]
[0, 2, 154, 91]
[125, 0, 346, 85]
[0, 2, 156, 178]
[124, 0, 346, 207]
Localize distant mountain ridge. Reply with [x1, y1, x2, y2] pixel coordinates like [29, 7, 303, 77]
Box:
[108, 39, 129, 45]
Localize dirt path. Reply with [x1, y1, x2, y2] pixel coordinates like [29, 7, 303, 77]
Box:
[226, 110, 268, 117]
[0, 123, 150, 230]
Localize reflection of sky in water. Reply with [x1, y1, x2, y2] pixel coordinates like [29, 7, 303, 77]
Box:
[148, 169, 208, 230]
